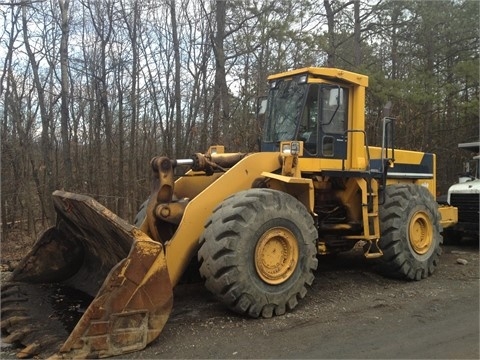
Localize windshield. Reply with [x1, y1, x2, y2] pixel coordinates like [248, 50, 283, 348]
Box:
[263, 80, 307, 142]
[465, 157, 479, 179]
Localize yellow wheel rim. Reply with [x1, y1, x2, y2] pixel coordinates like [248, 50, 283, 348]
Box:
[255, 227, 299, 285]
[409, 211, 433, 255]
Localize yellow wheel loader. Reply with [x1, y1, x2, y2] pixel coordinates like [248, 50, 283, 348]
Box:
[1, 67, 458, 359]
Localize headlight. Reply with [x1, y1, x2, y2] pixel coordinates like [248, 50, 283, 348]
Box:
[281, 141, 300, 155]
[281, 143, 291, 154]
[290, 141, 300, 155]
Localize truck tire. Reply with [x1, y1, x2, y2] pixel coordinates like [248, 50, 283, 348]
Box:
[377, 184, 443, 280]
[198, 188, 318, 318]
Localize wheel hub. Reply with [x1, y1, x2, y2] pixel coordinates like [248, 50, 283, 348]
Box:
[255, 227, 299, 285]
[409, 211, 433, 255]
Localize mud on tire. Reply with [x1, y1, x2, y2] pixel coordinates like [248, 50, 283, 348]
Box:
[376, 184, 443, 280]
[198, 189, 318, 318]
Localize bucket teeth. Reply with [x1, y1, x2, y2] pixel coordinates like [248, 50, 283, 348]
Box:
[1, 191, 174, 358]
[1, 296, 28, 306]
[0, 282, 68, 358]
[1, 284, 19, 296]
[4, 328, 30, 343]
[16, 341, 41, 359]
[1, 286, 28, 303]
[21, 335, 63, 359]
[4, 331, 64, 359]
[1, 305, 27, 317]
[0, 281, 16, 291]
[0, 315, 31, 331]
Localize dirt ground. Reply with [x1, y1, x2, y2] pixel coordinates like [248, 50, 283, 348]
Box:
[1, 233, 479, 359]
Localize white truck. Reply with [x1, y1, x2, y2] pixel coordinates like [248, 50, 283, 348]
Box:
[444, 141, 480, 242]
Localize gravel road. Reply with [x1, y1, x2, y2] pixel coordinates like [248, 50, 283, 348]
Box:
[1, 240, 478, 359]
[125, 241, 479, 360]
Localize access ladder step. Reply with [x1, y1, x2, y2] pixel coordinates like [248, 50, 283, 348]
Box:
[344, 235, 378, 240]
[364, 239, 383, 259]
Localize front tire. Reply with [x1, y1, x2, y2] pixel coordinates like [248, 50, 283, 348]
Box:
[377, 184, 443, 280]
[198, 189, 318, 318]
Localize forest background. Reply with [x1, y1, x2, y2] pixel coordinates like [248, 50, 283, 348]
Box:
[1, 0, 479, 241]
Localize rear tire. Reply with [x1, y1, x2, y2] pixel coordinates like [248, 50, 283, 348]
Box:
[198, 189, 318, 318]
[376, 184, 443, 280]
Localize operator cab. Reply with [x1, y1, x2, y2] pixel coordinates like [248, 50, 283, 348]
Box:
[457, 142, 480, 183]
[260, 72, 349, 159]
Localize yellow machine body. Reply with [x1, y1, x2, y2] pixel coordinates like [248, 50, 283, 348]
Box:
[1, 67, 457, 359]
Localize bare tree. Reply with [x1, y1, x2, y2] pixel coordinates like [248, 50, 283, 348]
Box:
[58, 0, 72, 188]
[168, 0, 183, 157]
[323, 0, 355, 67]
[211, 0, 228, 144]
[21, 2, 55, 224]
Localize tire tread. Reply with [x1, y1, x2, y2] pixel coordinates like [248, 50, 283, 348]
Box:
[198, 189, 318, 318]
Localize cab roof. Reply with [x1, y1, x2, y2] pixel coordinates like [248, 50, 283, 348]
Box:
[267, 67, 369, 87]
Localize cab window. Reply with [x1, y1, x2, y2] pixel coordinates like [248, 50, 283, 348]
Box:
[321, 87, 348, 134]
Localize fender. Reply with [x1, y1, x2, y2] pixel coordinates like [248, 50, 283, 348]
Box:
[259, 171, 315, 214]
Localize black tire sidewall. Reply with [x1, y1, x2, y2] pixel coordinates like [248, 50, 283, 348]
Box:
[378, 184, 442, 280]
[199, 188, 318, 317]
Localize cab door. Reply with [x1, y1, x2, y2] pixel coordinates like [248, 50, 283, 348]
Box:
[319, 86, 349, 159]
[298, 84, 349, 159]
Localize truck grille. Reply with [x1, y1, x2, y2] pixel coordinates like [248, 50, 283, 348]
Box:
[450, 193, 480, 225]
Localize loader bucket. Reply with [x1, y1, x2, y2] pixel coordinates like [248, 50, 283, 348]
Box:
[1, 191, 173, 359]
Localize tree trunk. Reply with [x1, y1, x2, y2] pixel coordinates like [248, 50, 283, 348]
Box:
[128, 1, 139, 216]
[324, 0, 336, 67]
[169, 0, 183, 157]
[353, 0, 361, 67]
[21, 3, 55, 224]
[59, 0, 73, 189]
[212, 0, 227, 144]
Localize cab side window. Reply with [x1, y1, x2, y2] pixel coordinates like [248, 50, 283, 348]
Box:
[322, 87, 348, 135]
[299, 84, 319, 154]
